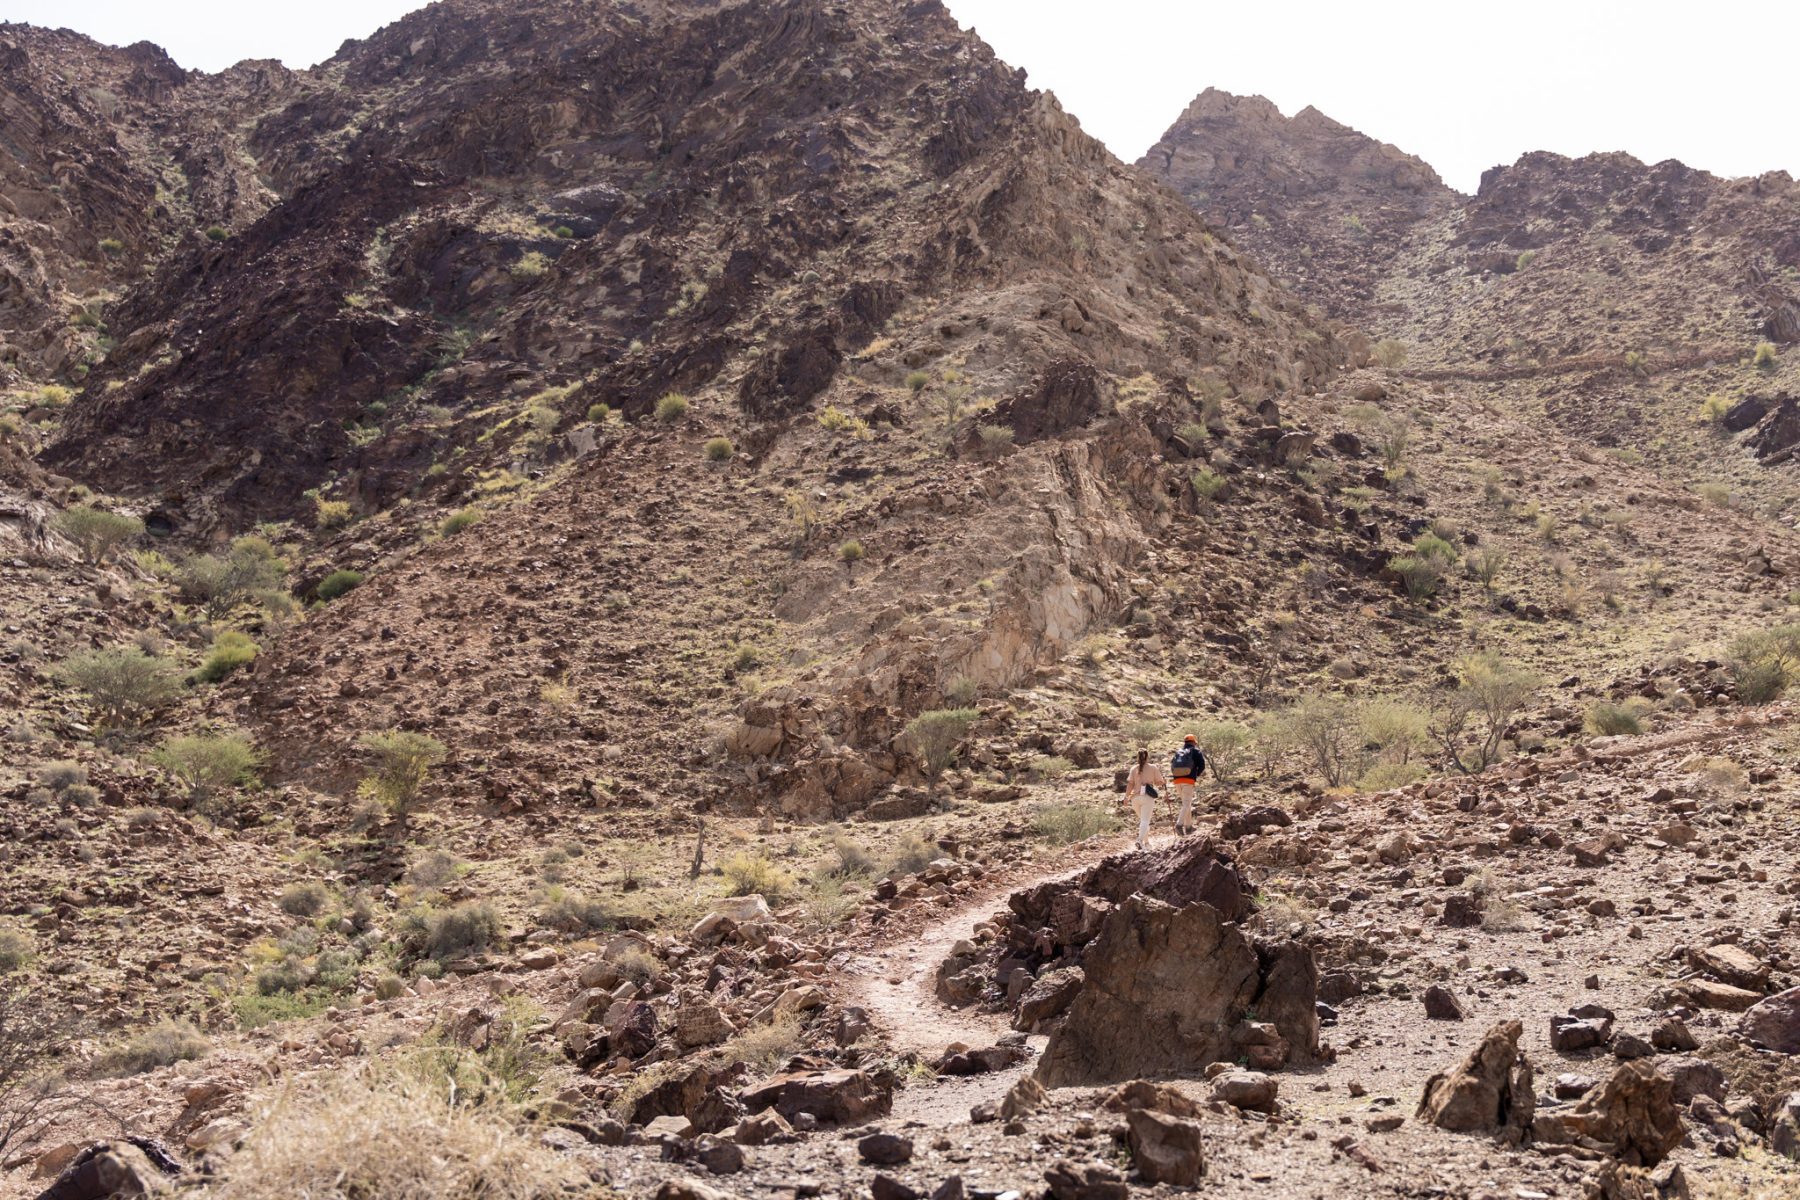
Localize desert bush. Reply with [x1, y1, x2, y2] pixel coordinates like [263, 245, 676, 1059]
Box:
[536, 888, 611, 934]
[838, 539, 865, 563]
[1355, 760, 1428, 792]
[1429, 652, 1539, 774]
[824, 834, 876, 879]
[1466, 546, 1505, 591]
[1031, 803, 1119, 845]
[1371, 339, 1408, 369]
[721, 852, 791, 898]
[176, 536, 286, 618]
[197, 630, 257, 683]
[40, 761, 86, 792]
[654, 392, 689, 422]
[1413, 532, 1458, 563]
[1360, 697, 1428, 763]
[703, 436, 735, 462]
[1388, 554, 1445, 604]
[357, 730, 447, 817]
[57, 646, 181, 727]
[1698, 393, 1730, 424]
[904, 371, 930, 394]
[150, 731, 263, 801]
[205, 225, 228, 241]
[440, 508, 482, 537]
[94, 1018, 207, 1077]
[613, 948, 663, 988]
[406, 848, 466, 890]
[586, 403, 611, 424]
[1726, 624, 1800, 703]
[1190, 467, 1226, 503]
[719, 1014, 804, 1075]
[0, 928, 34, 974]
[200, 1051, 587, 1200]
[1584, 700, 1646, 737]
[975, 423, 1015, 458]
[402, 902, 503, 964]
[52, 505, 142, 564]
[1279, 693, 1359, 787]
[510, 250, 550, 281]
[943, 675, 979, 706]
[904, 707, 978, 789]
[884, 833, 940, 878]
[1754, 341, 1778, 369]
[278, 881, 331, 918]
[1028, 754, 1075, 782]
[316, 569, 364, 601]
[314, 497, 352, 529]
[1695, 482, 1731, 508]
[1176, 420, 1210, 449]
[1193, 720, 1251, 784]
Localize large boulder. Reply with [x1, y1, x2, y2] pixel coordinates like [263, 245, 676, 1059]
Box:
[1416, 1020, 1535, 1144]
[1124, 1109, 1206, 1186]
[34, 1141, 179, 1200]
[1034, 896, 1318, 1087]
[1739, 985, 1800, 1053]
[739, 1068, 891, 1126]
[1537, 1061, 1684, 1167]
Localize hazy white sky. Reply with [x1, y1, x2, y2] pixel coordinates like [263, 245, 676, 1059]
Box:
[4, 0, 1793, 194]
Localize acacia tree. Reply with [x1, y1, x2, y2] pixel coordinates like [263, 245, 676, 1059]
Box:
[1430, 652, 1539, 774]
[904, 708, 979, 795]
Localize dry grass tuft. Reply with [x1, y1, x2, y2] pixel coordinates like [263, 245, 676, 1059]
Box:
[204, 1052, 586, 1200]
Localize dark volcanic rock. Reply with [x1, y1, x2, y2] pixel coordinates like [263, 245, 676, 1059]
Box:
[1417, 1020, 1534, 1143]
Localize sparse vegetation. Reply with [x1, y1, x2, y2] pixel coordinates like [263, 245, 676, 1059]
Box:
[1190, 467, 1226, 503]
[1699, 393, 1731, 424]
[278, 881, 331, 918]
[1031, 802, 1119, 844]
[905, 371, 930, 394]
[1754, 340, 1778, 369]
[838, 539, 865, 564]
[317, 569, 365, 601]
[0, 928, 34, 974]
[655, 392, 690, 422]
[57, 646, 181, 727]
[703, 436, 735, 462]
[975, 423, 1015, 458]
[440, 508, 482, 536]
[197, 630, 258, 682]
[151, 731, 263, 802]
[315, 497, 353, 529]
[904, 707, 979, 791]
[176, 536, 287, 618]
[1192, 720, 1250, 785]
[1726, 623, 1800, 703]
[510, 250, 550, 281]
[1371, 339, 1408, 369]
[94, 1018, 208, 1077]
[721, 851, 792, 898]
[357, 730, 448, 818]
[52, 505, 142, 564]
[1429, 652, 1539, 774]
[1584, 699, 1647, 737]
[719, 1013, 803, 1074]
[400, 901, 503, 964]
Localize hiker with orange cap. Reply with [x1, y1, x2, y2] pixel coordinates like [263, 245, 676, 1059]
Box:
[1169, 734, 1206, 835]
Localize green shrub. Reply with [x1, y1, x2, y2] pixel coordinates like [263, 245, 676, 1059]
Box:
[1388, 554, 1445, 603]
[1584, 700, 1646, 737]
[838, 540, 865, 563]
[537, 888, 611, 934]
[1356, 760, 1429, 792]
[1466, 547, 1505, 591]
[279, 881, 331, 918]
[719, 1013, 804, 1075]
[721, 852, 791, 898]
[150, 731, 263, 801]
[41, 761, 87, 792]
[943, 675, 979, 706]
[1431, 652, 1540, 775]
[553, 225, 574, 239]
[1754, 341, 1778, 369]
[439, 509, 482, 537]
[205, 225, 228, 242]
[975, 424, 1015, 458]
[99, 237, 125, 255]
[403, 902, 503, 963]
[703, 436, 735, 462]
[357, 729, 448, 817]
[1696, 482, 1731, 508]
[58, 646, 181, 727]
[905, 371, 930, 394]
[1193, 720, 1251, 784]
[315, 498, 353, 529]
[1031, 802, 1120, 844]
[1190, 468, 1226, 503]
[510, 251, 550, 281]
[317, 570, 365, 601]
[1412, 532, 1458, 563]
[95, 1018, 208, 1076]
[53, 505, 143, 564]
[655, 392, 689, 422]
[1699, 393, 1731, 424]
[1727, 624, 1800, 703]
[904, 707, 978, 788]
[1278, 693, 1359, 787]
[824, 834, 876, 879]
[197, 630, 257, 683]
[1028, 755, 1075, 782]
[586, 403, 611, 424]
[176, 536, 286, 618]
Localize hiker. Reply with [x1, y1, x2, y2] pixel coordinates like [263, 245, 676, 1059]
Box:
[1170, 734, 1206, 835]
[1122, 748, 1167, 850]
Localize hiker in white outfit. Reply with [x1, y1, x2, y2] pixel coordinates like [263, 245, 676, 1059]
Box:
[1122, 749, 1168, 850]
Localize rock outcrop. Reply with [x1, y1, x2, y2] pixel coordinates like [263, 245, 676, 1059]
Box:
[1417, 1020, 1535, 1143]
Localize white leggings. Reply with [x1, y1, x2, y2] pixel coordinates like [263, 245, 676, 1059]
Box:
[1132, 793, 1155, 847]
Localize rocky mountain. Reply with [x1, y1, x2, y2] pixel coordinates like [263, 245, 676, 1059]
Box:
[6, 10, 1800, 1200]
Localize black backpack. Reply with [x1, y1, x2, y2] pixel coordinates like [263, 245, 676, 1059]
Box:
[1171, 745, 1205, 778]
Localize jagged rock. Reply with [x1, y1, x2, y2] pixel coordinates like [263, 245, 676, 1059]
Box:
[693, 1137, 747, 1176]
[1677, 979, 1764, 1012]
[1042, 1160, 1129, 1200]
[935, 1042, 1028, 1076]
[1035, 895, 1318, 1087]
[624, 1062, 746, 1133]
[730, 1110, 794, 1146]
[675, 1002, 736, 1050]
[1648, 1016, 1697, 1053]
[1416, 1019, 1534, 1143]
[1653, 1057, 1727, 1106]
[1440, 893, 1483, 928]
[1219, 805, 1292, 840]
[1552, 1011, 1614, 1052]
[1000, 1076, 1048, 1120]
[34, 1141, 179, 1200]
[1013, 966, 1083, 1032]
[1723, 395, 1770, 432]
[739, 1068, 891, 1126]
[1739, 985, 1800, 1052]
[1124, 1109, 1206, 1185]
[1770, 1092, 1800, 1161]
[857, 1132, 913, 1166]
[1688, 943, 1769, 992]
[1101, 1080, 1204, 1119]
[1423, 985, 1466, 1021]
[1538, 1061, 1684, 1167]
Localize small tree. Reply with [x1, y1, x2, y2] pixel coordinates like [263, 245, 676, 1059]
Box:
[176, 536, 286, 619]
[905, 708, 978, 794]
[151, 731, 263, 802]
[1193, 720, 1251, 785]
[1726, 624, 1800, 703]
[57, 647, 181, 728]
[1430, 653, 1539, 775]
[0, 989, 76, 1162]
[52, 506, 143, 565]
[358, 730, 448, 818]
[1372, 339, 1408, 369]
[1280, 693, 1359, 788]
[975, 424, 1015, 459]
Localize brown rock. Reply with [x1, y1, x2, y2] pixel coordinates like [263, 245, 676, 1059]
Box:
[1688, 944, 1770, 992]
[1035, 896, 1317, 1087]
[1101, 1079, 1204, 1119]
[1423, 985, 1466, 1020]
[1124, 1109, 1206, 1186]
[1549, 1060, 1685, 1166]
[856, 1132, 913, 1166]
[1649, 1016, 1697, 1053]
[1219, 805, 1293, 840]
[1739, 985, 1800, 1052]
[730, 1110, 794, 1146]
[34, 1142, 177, 1200]
[1000, 1076, 1048, 1121]
[1014, 966, 1083, 1032]
[654, 1178, 744, 1200]
[1042, 1160, 1129, 1200]
[1678, 979, 1764, 1012]
[1211, 1069, 1278, 1113]
[1654, 1057, 1727, 1106]
[1416, 1019, 1534, 1143]
[739, 1068, 891, 1126]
